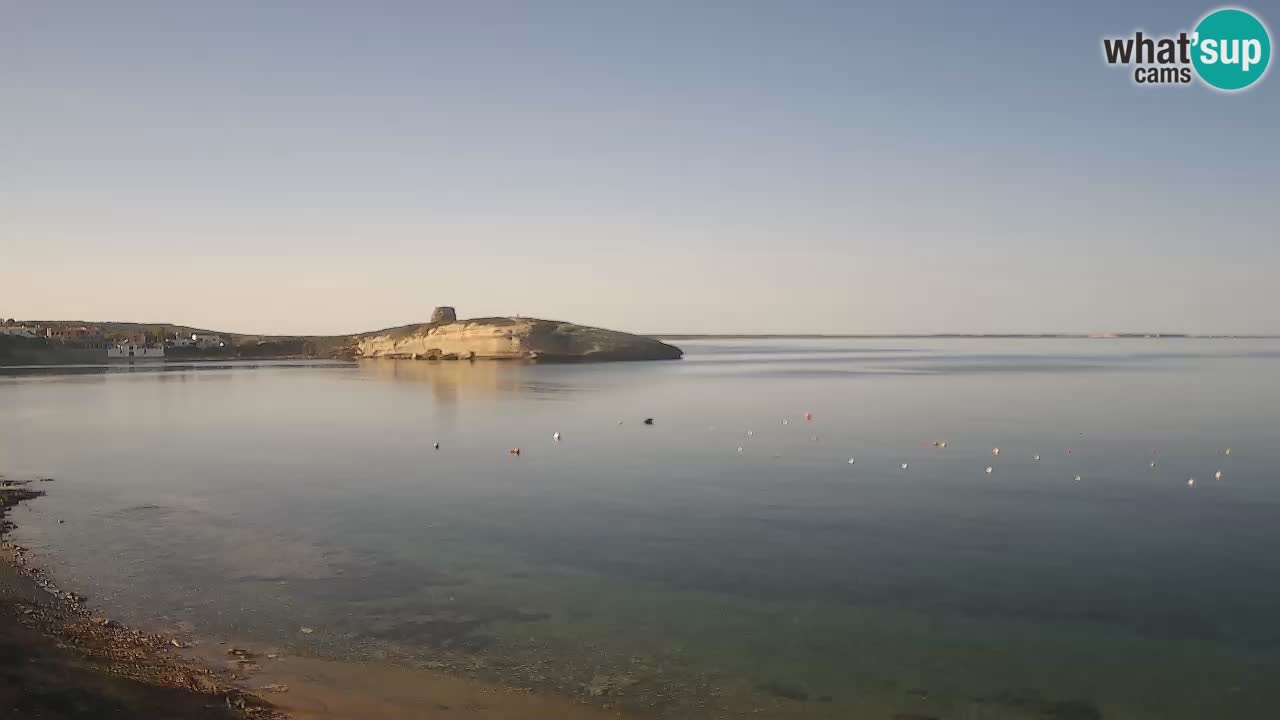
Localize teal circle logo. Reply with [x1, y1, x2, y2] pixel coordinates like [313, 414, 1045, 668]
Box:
[1192, 8, 1271, 90]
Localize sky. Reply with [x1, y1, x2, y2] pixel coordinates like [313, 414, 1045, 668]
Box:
[2, 1, 1277, 335]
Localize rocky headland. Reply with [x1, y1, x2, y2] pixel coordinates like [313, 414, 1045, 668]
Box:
[351, 310, 682, 363]
[2, 309, 682, 365]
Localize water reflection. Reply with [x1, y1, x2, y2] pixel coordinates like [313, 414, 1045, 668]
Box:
[2, 339, 1279, 719]
[355, 358, 586, 403]
[0, 360, 354, 379]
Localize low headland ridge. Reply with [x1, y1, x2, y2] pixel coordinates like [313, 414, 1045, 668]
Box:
[0, 308, 683, 366]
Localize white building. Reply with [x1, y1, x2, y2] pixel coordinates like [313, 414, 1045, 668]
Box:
[190, 333, 226, 349]
[0, 326, 39, 338]
[107, 343, 165, 361]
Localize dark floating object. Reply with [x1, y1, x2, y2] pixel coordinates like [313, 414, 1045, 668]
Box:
[433, 442, 440, 450]
[756, 680, 808, 702]
[643, 418, 654, 425]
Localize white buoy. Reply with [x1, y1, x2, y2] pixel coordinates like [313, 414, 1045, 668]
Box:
[746, 430, 754, 437]
[1224, 448, 1232, 456]
[782, 419, 789, 425]
[1032, 454, 1040, 461]
[553, 432, 561, 442]
[1215, 470, 1222, 480]
[900, 463, 909, 470]
[1188, 477, 1196, 487]
[1149, 460, 1156, 469]
[737, 446, 744, 454]
[985, 466, 993, 474]
[847, 458, 856, 464]
[617, 420, 623, 425]
[1074, 475, 1082, 482]
[433, 442, 440, 450]
[992, 447, 1000, 456]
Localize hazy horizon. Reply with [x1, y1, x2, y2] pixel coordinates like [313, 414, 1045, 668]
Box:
[4, 1, 1277, 336]
[6, 314, 1277, 340]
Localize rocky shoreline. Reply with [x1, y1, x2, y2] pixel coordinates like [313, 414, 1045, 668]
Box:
[0, 475, 641, 720]
[0, 475, 283, 719]
[3, 310, 683, 366]
[352, 316, 683, 363]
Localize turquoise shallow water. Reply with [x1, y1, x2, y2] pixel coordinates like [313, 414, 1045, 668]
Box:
[2, 339, 1279, 718]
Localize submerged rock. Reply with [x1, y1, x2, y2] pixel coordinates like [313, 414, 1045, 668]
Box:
[756, 680, 809, 702]
[979, 690, 1103, 720]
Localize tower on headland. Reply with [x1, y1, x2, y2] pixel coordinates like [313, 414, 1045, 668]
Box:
[430, 306, 457, 324]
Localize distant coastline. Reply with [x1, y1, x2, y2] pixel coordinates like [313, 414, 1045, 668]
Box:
[655, 333, 1280, 340]
[0, 311, 682, 366]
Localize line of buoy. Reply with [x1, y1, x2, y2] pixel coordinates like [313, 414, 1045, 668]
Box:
[472, 420, 1234, 491]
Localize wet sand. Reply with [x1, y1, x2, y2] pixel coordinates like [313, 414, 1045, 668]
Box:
[198, 651, 632, 720]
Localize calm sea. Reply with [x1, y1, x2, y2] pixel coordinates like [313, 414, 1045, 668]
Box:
[3, 338, 1279, 719]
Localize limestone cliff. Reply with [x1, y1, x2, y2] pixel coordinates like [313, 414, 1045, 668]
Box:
[353, 317, 682, 362]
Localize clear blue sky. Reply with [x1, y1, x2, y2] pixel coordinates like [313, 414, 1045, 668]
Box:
[2, 1, 1276, 335]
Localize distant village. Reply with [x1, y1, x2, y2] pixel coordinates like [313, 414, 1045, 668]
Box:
[0, 319, 227, 359]
[0, 319, 331, 365]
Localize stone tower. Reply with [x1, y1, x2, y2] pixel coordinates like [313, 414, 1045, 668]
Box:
[430, 306, 457, 324]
